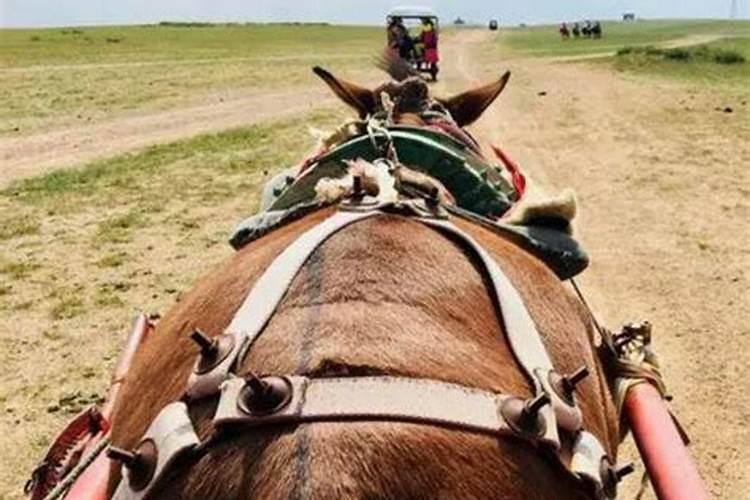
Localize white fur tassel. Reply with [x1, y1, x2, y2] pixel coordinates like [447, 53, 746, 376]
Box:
[504, 178, 578, 233]
[314, 159, 398, 204]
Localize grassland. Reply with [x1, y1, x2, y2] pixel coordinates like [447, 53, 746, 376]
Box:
[0, 24, 382, 135]
[500, 19, 750, 57]
[1, 18, 748, 500]
[0, 22, 400, 497]
[497, 19, 750, 93]
[611, 36, 750, 86]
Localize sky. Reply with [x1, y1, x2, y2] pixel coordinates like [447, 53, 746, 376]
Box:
[0, 0, 747, 28]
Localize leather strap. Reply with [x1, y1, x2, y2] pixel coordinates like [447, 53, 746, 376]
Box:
[420, 218, 554, 377]
[113, 402, 199, 500]
[571, 431, 613, 499]
[115, 203, 613, 499]
[213, 376, 558, 450]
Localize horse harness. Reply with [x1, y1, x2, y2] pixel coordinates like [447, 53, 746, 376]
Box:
[108, 197, 630, 500]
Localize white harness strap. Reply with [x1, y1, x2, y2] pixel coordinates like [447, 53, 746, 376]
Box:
[212, 376, 557, 449]
[112, 403, 199, 500]
[418, 218, 583, 432]
[187, 209, 381, 399]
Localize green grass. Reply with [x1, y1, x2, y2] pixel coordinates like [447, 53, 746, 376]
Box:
[612, 37, 750, 84]
[501, 19, 750, 57]
[95, 211, 149, 244]
[49, 295, 85, 319]
[5, 108, 340, 205]
[0, 258, 41, 279]
[95, 251, 129, 268]
[0, 24, 382, 134]
[0, 24, 381, 66]
[94, 287, 125, 308]
[0, 215, 40, 240]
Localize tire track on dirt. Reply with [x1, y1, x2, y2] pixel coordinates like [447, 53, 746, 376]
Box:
[444, 29, 749, 499]
[0, 53, 365, 73]
[0, 88, 332, 187]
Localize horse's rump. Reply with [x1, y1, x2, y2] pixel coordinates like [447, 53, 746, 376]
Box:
[110, 207, 618, 499]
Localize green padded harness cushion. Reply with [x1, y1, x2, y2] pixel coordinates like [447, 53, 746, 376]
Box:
[268, 127, 515, 218]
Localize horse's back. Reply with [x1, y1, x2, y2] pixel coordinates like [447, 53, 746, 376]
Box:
[110, 210, 616, 499]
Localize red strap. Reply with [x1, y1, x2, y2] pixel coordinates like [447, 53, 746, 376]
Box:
[298, 146, 329, 175]
[26, 407, 108, 500]
[492, 145, 526, 199]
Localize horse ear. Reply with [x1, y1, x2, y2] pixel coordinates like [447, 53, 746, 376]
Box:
[313, 66, 377, 118]
[438, 71, 511, 127]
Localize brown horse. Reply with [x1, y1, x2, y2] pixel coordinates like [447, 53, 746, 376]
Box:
[108, 69, 621, 499]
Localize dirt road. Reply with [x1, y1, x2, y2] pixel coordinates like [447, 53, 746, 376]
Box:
[0, 88, 332, 187]
[440, 30, 749, 499]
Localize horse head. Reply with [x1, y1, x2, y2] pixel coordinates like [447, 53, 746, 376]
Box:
[297, 64, 518, 211]
[313, 65, 509, 128]
[312, 63, 509, 156]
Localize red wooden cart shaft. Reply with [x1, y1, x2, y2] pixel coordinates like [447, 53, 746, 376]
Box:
[63, 454, 109, 500]
[624, 383, 708, 500]
[64, 314, 152, 500]
[101, 314, 152, 418]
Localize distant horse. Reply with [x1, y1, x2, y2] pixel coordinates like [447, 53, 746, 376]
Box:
[591, 22, 602, 39]
[105, 67, 623, 499]
[581, 21, 592, 38]
[559, 23, 571, 39]
[572, 22, 581, 38]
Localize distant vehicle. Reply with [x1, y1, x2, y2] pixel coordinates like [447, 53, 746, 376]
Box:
[489, 19, 498, 30]
[387, 6, 440, 81]
[623, 13, 636, 21]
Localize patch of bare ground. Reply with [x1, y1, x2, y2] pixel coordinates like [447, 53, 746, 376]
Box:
[0, 88, 332, 187]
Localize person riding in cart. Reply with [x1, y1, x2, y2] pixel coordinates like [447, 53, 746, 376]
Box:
[397, 26, 415, 60]
[385, 7, 440, 80]
[387, 16, 404, 50]
[419, 17, 439, 69]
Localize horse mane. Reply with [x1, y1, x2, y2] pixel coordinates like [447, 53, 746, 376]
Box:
[375, 49, 420, 82]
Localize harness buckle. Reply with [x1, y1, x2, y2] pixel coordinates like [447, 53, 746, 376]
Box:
[500, 393, 550, 437]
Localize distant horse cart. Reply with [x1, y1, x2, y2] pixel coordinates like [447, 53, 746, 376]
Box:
[386, 6, 440, 81]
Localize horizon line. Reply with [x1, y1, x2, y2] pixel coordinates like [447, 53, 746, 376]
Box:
[2, 16, 748, 30]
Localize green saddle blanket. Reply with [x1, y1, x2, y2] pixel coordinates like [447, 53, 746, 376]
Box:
[241, 126, 589, 279]
[268, 126, 516, 218]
